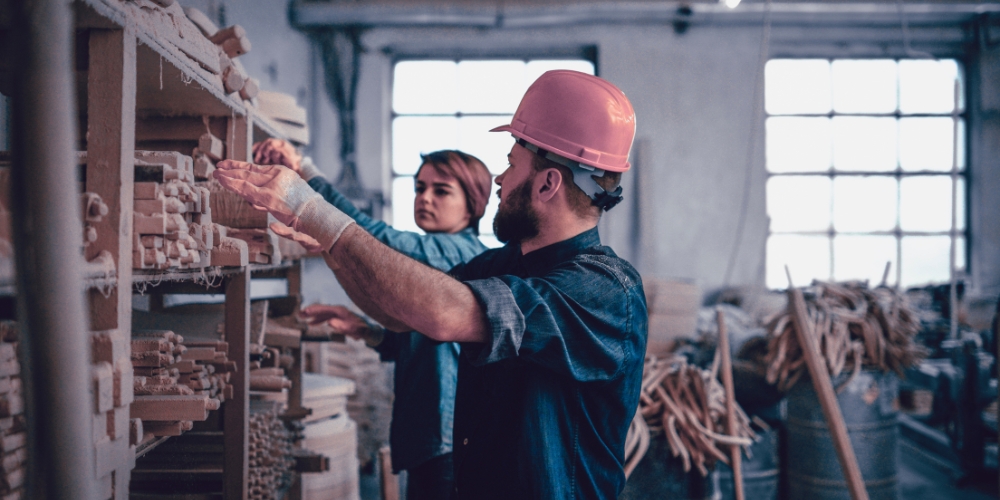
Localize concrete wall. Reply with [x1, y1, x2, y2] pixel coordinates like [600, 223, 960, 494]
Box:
[970, 43, 1000, 296]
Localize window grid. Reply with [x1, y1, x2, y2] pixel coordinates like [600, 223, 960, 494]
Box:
[765, 58, 967, 289]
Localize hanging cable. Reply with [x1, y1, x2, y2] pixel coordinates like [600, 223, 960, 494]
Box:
[722, 0, 772, 286]
[897, 0, 936, 59]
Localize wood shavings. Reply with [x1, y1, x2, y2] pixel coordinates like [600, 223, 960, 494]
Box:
[764, 281, 925, 393]
[626, 355, 757, 477]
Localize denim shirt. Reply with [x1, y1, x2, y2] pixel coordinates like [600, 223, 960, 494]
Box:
[449, 228, 648, 499]
[307, 176, 487, 471]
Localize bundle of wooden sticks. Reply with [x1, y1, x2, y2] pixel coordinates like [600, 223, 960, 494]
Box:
[626, 355, 756, 477]
[764, 281, 924, 393]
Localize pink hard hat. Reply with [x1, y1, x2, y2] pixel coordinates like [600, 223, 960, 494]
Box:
[490, 70, 636, 173]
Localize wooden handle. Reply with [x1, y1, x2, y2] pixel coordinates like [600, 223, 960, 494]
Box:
[716, 308, 744, 500]
[787, 288, 869, 500]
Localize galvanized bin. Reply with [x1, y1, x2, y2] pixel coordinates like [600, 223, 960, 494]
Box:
[786, 370, 899, 500]
[620, 433, 719, 500]
[717, 427, 780, 500]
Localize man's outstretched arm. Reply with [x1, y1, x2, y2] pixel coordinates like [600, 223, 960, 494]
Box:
[327, 224, 488, 343]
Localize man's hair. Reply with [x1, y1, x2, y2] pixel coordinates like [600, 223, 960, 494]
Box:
[530, 154, 622, 219]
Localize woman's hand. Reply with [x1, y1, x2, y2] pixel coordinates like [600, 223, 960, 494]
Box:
[300, 304, 383, 346]
[253, 138, 302, 174]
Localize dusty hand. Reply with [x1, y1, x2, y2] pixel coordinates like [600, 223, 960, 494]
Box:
[214, 160, 355, 251]
[300, 304, 382, 345]
[269, 222, 323, 253]
[253, 138, 302, 173]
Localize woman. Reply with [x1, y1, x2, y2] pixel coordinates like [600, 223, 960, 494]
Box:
[253, 139, 491, 500]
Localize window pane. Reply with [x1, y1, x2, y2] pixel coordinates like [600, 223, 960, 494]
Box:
[831, 59, 897, 114]
[765, 59, 832, 115]
[833, 235, 897, 285]
[392, 116, 458, 175]
[832, 176, 897, 232]
[832, 117, 897, 172]
[458, 115, 515, 175]
[900, 235, 964, 287]
[458, 60, 526, 114]
[767, 235, 830, 289]
[767, 176, 831, 231]
[479, 181, 500, 236]
[766, 117, 831, 173]
[899, 59, 963, 114]
[391, 176, 422, 234]
[899, 176, 959, 232]
[899, 117, 961, 172]
[393, 61, 458, 114]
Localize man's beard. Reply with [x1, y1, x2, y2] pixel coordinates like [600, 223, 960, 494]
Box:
[493, 179, 540, 244]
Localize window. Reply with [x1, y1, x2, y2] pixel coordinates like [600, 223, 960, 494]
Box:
[391, 58, 595, 247]
[764, 59, 966, 289]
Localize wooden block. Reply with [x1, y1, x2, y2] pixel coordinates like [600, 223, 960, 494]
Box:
[198, 133, 224, 161]
[139, 235, 164, 249]
[93, 411, 107, 443]
[222, 65, 245, 94]
[239, 77, 259, 100]
[208, 24, 246, 44]
[134, 213, 166, 235]
[211, 236, 249, 267]
[0, 379, 10, 397]
[0, 434, 23, 454]
[107, 404, 129, 441]
[0, 467, 23, 492]
[194, 155, 215, 180]
[130, 351, 173, 368]
[134, 182, 162, 200]
[0, 360, 18, 380]
[94, 437, 127, 477]
[0, 347, 13, 364]
[142, 420, 187, 437]
[92, 330, 126, 364]
[264, 323, 301, 349]
[93, 362, 114, 414]
[167, 360, 197, 373]
[221, 36, 251, 59]
[129, 419, 143, 447]
[134, 198, 165, 216]
[184, 6, 219, 38]
[130, 395, 213, 422]
[1, 448, 26, 473]
[114, 357, 133, 407]
[135, 151, 193, 176]
[179, 347, 218, 361]
[249, 375, 291, 392]
[165, 213, 188, 233]
[164, 196, 187, 214]
[131, 339, 170, 353]
[206, 181, 268, 228]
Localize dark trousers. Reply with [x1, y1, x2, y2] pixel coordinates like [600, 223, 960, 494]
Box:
[406, 452, 455, 500]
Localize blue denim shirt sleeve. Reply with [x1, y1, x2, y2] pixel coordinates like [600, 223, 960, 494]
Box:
[463, 255, 633, 383]
[307, 176, 485, 271]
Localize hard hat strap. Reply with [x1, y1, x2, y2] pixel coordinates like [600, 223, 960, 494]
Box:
[516, 138, 623, 211]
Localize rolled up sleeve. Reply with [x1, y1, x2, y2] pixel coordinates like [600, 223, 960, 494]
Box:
[464, 277, 525, 366]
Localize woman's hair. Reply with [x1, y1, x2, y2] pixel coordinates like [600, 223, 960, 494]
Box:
[417, 150, 493, 234]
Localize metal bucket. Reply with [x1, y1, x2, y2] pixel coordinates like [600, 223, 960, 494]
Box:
[620, 433, 719, 500]
[716, 427, 780, 500]
[787, 370, 899, 500]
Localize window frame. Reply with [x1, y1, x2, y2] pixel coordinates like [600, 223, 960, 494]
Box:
[764, 57, 970, 289]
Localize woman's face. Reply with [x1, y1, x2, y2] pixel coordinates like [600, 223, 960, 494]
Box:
[413, 164, 471, 234]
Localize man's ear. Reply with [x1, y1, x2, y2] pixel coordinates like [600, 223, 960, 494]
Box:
[535, 168, 563, 203]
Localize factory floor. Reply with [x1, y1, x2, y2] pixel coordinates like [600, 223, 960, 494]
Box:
[898, 438, 997, 500]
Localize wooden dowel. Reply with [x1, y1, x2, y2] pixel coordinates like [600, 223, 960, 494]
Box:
[787, 287, 869, 500]
[716, 308, 744, 500]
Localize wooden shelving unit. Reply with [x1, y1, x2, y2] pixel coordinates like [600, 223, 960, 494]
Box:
[63, 1, 311, 498]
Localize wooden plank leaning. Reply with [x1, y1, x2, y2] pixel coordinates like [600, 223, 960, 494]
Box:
[785, 267, 869, 500]
[716, 308, 744, 500]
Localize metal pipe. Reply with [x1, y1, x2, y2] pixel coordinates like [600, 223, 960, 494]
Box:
[9, 0, 97, 498]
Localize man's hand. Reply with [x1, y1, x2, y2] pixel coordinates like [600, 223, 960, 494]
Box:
[214, 160, 355, 251]
[253, 138, 302, 174]
[301, 304, 384, 346]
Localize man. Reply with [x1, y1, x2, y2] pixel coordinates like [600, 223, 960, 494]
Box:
[215, 70, 647, 499]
